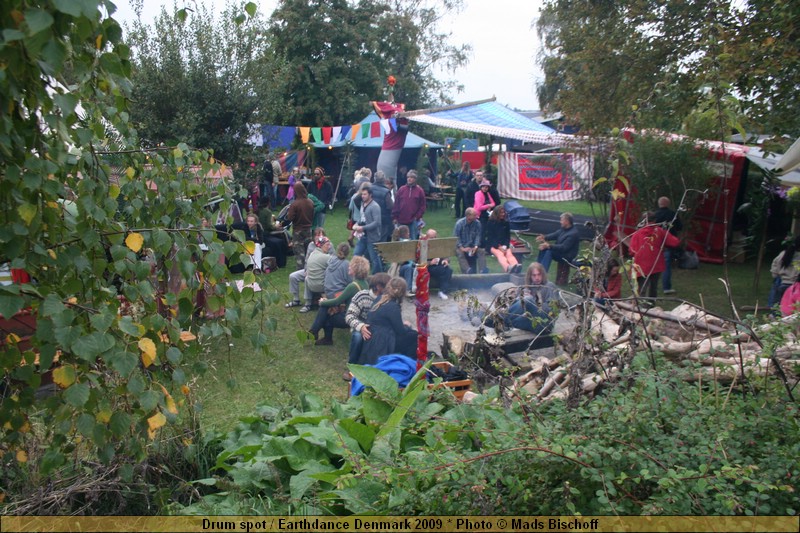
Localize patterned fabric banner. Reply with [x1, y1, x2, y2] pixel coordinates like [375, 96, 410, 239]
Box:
[498, 152, 591, 201]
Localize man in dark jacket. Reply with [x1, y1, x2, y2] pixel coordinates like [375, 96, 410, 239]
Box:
[536, 212, 580, 273]
[653, 196, 683, 295]
[310, 166, 333, 228]
[371, 171, 394, 243]
[464, 169, 484, 212]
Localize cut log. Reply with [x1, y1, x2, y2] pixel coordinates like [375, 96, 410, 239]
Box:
[615, 301, 730, 335]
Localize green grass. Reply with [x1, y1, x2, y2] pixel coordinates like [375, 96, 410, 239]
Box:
[193, 199, 775, 433]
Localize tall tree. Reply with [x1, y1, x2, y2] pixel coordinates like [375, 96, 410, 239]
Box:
[720, 0, 800, 136]
[269, 0, 469, 126]
[537, 0, 798, 137]
[125, 1, 289, 163]
[0, 0, 266, 481]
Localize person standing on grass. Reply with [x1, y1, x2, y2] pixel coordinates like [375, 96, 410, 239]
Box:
[453, 161, 473, 218]
[310, 167, 333, 228]
[352, 184, 384, 274]
[285, 182, 314, 270]
[653, 196, 683, 295]
[628, 211, 681, 301]
[392, 170, 427, 240]
[464, 169, 484, 213]
[370, 172, 394, 243]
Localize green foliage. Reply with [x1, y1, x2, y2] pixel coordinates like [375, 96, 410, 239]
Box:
[269, 0, 470, 126]
[125, 1, 290, 163]
[0, 0, 271, 495]
[536, 0, 800, 136]
[613, 132, 716, 228]
[177, 361, 799, 516]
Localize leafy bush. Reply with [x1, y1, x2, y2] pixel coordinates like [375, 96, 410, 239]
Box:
[175, 361, 799, 516]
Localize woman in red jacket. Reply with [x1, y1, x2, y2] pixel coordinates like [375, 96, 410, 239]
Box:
[628, 212, 680, 300]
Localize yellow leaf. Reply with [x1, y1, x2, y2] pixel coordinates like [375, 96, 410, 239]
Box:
[109, 184, 120, 200]
[147, 412, 166, 431]
[182, 437, 192, 447]
[243, 241, 256, 255]
[125, 232, 144, 253]
[95, 34, 103, 49]
[179, 331, 196, 342]
[19, 420, 30, 434]
[48, 249, 57, 260]
[181, 385, 190, 396]
[139, 338, 157, 367]
[96, 410, 112, 424]
[52, 365, 76, 389]
[157, 384, 178, 414]
[17, 203, 36, 225]
[16, 450, 28, 463]
[6, 333, 20, 345]
[209, 157, 216, 165]
[165, 394, 178, 415]
[125, 166, 136, 179]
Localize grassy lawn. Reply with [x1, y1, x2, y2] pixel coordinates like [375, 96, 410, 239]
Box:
[194, 199, 775, 433]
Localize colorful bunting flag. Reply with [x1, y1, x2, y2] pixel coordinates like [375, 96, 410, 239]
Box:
[311, 127, 322, 143]
[380, 119, 390, 135]
[350, 124, 361, 140]
[322, 127, 332, 144]
[370, 121, 381, 138]
[331, 126, 342, 143]
[299, 127, 310, 144]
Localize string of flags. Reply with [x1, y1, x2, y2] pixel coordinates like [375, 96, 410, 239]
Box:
[267, 117, 399, 146]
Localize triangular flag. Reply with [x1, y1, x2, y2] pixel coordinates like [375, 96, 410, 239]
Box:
[340, 125, 351, 141]
[370, 121, 381, 137]
[332, 126, 342, 143]
[300, 127, 310, 144]
[311, 127, 322, 143]
[380, 119, 390, 134]
[361, 123, 370, 139]
[389, 118, 396, 131]
[350, 124, 360, 140]
[322, 127, 332, 144]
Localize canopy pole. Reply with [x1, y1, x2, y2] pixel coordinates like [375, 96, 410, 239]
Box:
[397, 97, 496, 119]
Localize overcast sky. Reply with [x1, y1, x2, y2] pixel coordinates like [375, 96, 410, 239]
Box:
[114, 0, 544, 111]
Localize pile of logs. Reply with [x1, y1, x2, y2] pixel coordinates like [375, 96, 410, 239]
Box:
[444, 299, 800, 403]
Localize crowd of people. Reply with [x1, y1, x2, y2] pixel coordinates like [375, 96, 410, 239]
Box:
[225, 162, 800, 382]
[229, 164, 588, 377]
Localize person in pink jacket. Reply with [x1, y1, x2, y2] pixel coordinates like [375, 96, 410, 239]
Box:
[628, 211, 680, 300]
[473, 180, 496, 220]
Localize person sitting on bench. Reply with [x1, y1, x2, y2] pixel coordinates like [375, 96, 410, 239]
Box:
[536, 212, 580, 273]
